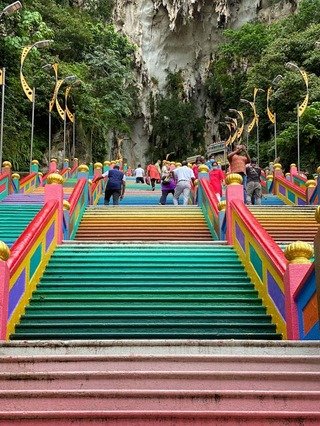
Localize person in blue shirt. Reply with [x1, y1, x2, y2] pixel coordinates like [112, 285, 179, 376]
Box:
[206, 154, 215, 170]
[94, 165, 126, 205]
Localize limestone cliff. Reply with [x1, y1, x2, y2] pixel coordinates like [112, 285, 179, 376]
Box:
[112, 0, 298, 164]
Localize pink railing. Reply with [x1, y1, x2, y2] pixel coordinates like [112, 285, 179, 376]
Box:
[68, 178, 88, 239]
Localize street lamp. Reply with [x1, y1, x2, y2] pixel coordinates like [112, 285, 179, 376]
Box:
[241, 88, 264, 164]
[20, 39, 52, 170]
[0, 1, 22, 18]
[42, 63, 59, 164]
[0, 1, 23, 171]
[54, 75, 77, 165]
[267, 75, 283, 161]
[285, 62, 309, 172]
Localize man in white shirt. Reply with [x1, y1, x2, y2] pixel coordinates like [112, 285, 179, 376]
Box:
[134, 164, 145, 183]
[173, 161, 195, 206]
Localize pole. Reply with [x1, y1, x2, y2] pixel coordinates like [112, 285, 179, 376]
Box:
[48, 104, 51, 164]
[0, 68, 5, 170]
[30, 87, 35, 171]
[256, 118, 260, 165]
[246, 129, 249, 153]
[274, 112, 277, 160]
[72, 112, 76, 159]
[297, 103, 300, 173]
[63, 110, 67, 167]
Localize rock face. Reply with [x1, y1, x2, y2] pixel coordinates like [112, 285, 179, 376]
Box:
[113, 0, 298, 165]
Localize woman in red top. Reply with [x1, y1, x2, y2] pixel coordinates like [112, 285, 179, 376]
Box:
[209, 161, 225, 202]
[147, 163, 161, 191]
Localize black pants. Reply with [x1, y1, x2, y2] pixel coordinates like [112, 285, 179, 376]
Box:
[151, 178, 156, 190]
[160, 189, 175, 205]
[104, 189, 121, 205]
[136, 177, 144, 183]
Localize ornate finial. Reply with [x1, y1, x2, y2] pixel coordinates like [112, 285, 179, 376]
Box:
[218, 200, 227, 211]
[73, 157, 78, 162]
[67, 167, 71, 171]
[225, 173, 243, 186]
[170, 161, 175, 165]
[94, 162, 103, 169]
[290, 163, 297, 168]
[193, 179, 199, 186]
[64, 159, 69, 163]
[285, 173, 291, 177]
[47, 173, 64, 185]
[188, 163, 192, 168]
[111, 160, 116, 164]
[305, 180, 316, 188]
[267, 174, 274, 181]
[0, 241, 10, 261]
[317, 166, 320, 174]
[31, 159, 39, 165]
[78, 164, 89, 173]
[284, 241, 314, 264]
[38, 172, 43, 177]
[2, 161, 12, 168]
[51, 158, 57, 163]
[198, 164, 209, 173]
[273, 163, 282, 170]
[175, 162, 182, 167]
[88, 179, 92, 185]
[63, 200, 71, 211]
[104, 161, 110, 166]
[315, 206, 320, 224]
[11, 173, 20, 180]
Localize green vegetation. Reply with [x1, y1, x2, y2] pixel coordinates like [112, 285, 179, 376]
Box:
[206, 0, 320, 173]
[148, 71, 205, 162]
[0, 0, 136, 170]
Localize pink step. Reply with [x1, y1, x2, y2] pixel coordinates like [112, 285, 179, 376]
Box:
[1, 370, 319, 392]
[0, 389, 319, 412]
[2, 355, 319, 373]
[0, 411, 319, 426]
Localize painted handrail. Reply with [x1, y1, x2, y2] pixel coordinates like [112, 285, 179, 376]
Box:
[199, 179, 220, 239]
[19, 172, 38, 193]
[0, 173, 9, 201]
[293, 264, 319, 340]
[68, 178, 88, 239]
[4, 200, 59, 338]
[229, 199, 288, 337]
[274, 175, 307, 205]
[91, 179, 103, 205]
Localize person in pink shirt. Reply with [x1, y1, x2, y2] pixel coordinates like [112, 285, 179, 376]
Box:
[146, 163, 161, 191]
[209, 161, 225, 201]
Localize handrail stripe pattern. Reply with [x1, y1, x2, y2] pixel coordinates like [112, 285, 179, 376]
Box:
[199, 180, 219, 239]
[0, 174, 9, 201]
[274, 175, 307, 205]
[68, 178, 88, 239]
[6, 200, 59, 338]
[19, 173, 38, 194]
[230, 199, 287, 337]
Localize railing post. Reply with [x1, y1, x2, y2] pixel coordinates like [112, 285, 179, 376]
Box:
[218, 200, 226, 240]
[285, 173, 291, 181]
[11, 173, 20, 193]
[305, 180, 317, 205]
[0, 242, 10, 340]
[63, 200, 70, 240]
[266, 174, 273, 193]
[284, 241, 314, 340]
[2, 161, 11, 176]
[31, 159, 39, 173]
[94, 162, 103, 178]
[49, 158, 58, 173]
[63, 158, 69, 169]
[72, 157, 79, 170]
[103, 161, 110, 173]
[272, 163, 283, 195]
[197, 164, 209, 205]
[225, 173, 244, 245]
[290, 163, 298, 180]
[45, 173, 64, 244]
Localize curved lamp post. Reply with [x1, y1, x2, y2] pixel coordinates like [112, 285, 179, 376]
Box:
[285, 62, 309, 172]
[54, 75, 77, 164]
[20, 39, 52, 170]
[267, 75, 283, 161]
[42, 63, 59, 164]
[241, 88, 264, 164]
[0, 1, 23, 171]
[229, 109, 244, 141]
[225, 116, 238, 146]
[219, 121, 232, 166]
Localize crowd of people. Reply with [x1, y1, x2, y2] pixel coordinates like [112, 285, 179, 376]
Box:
[94, 145, 266, 206]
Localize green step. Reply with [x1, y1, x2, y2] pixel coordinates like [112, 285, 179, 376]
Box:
[37, 284, 253, 290]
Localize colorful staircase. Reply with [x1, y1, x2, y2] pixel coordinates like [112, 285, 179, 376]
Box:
[0, 203, 41, 247]
[11, 243, 280, 340]
[249, 205, 318, 243]
[76, 205, 213, 241]
[0, 340, 319, 424]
